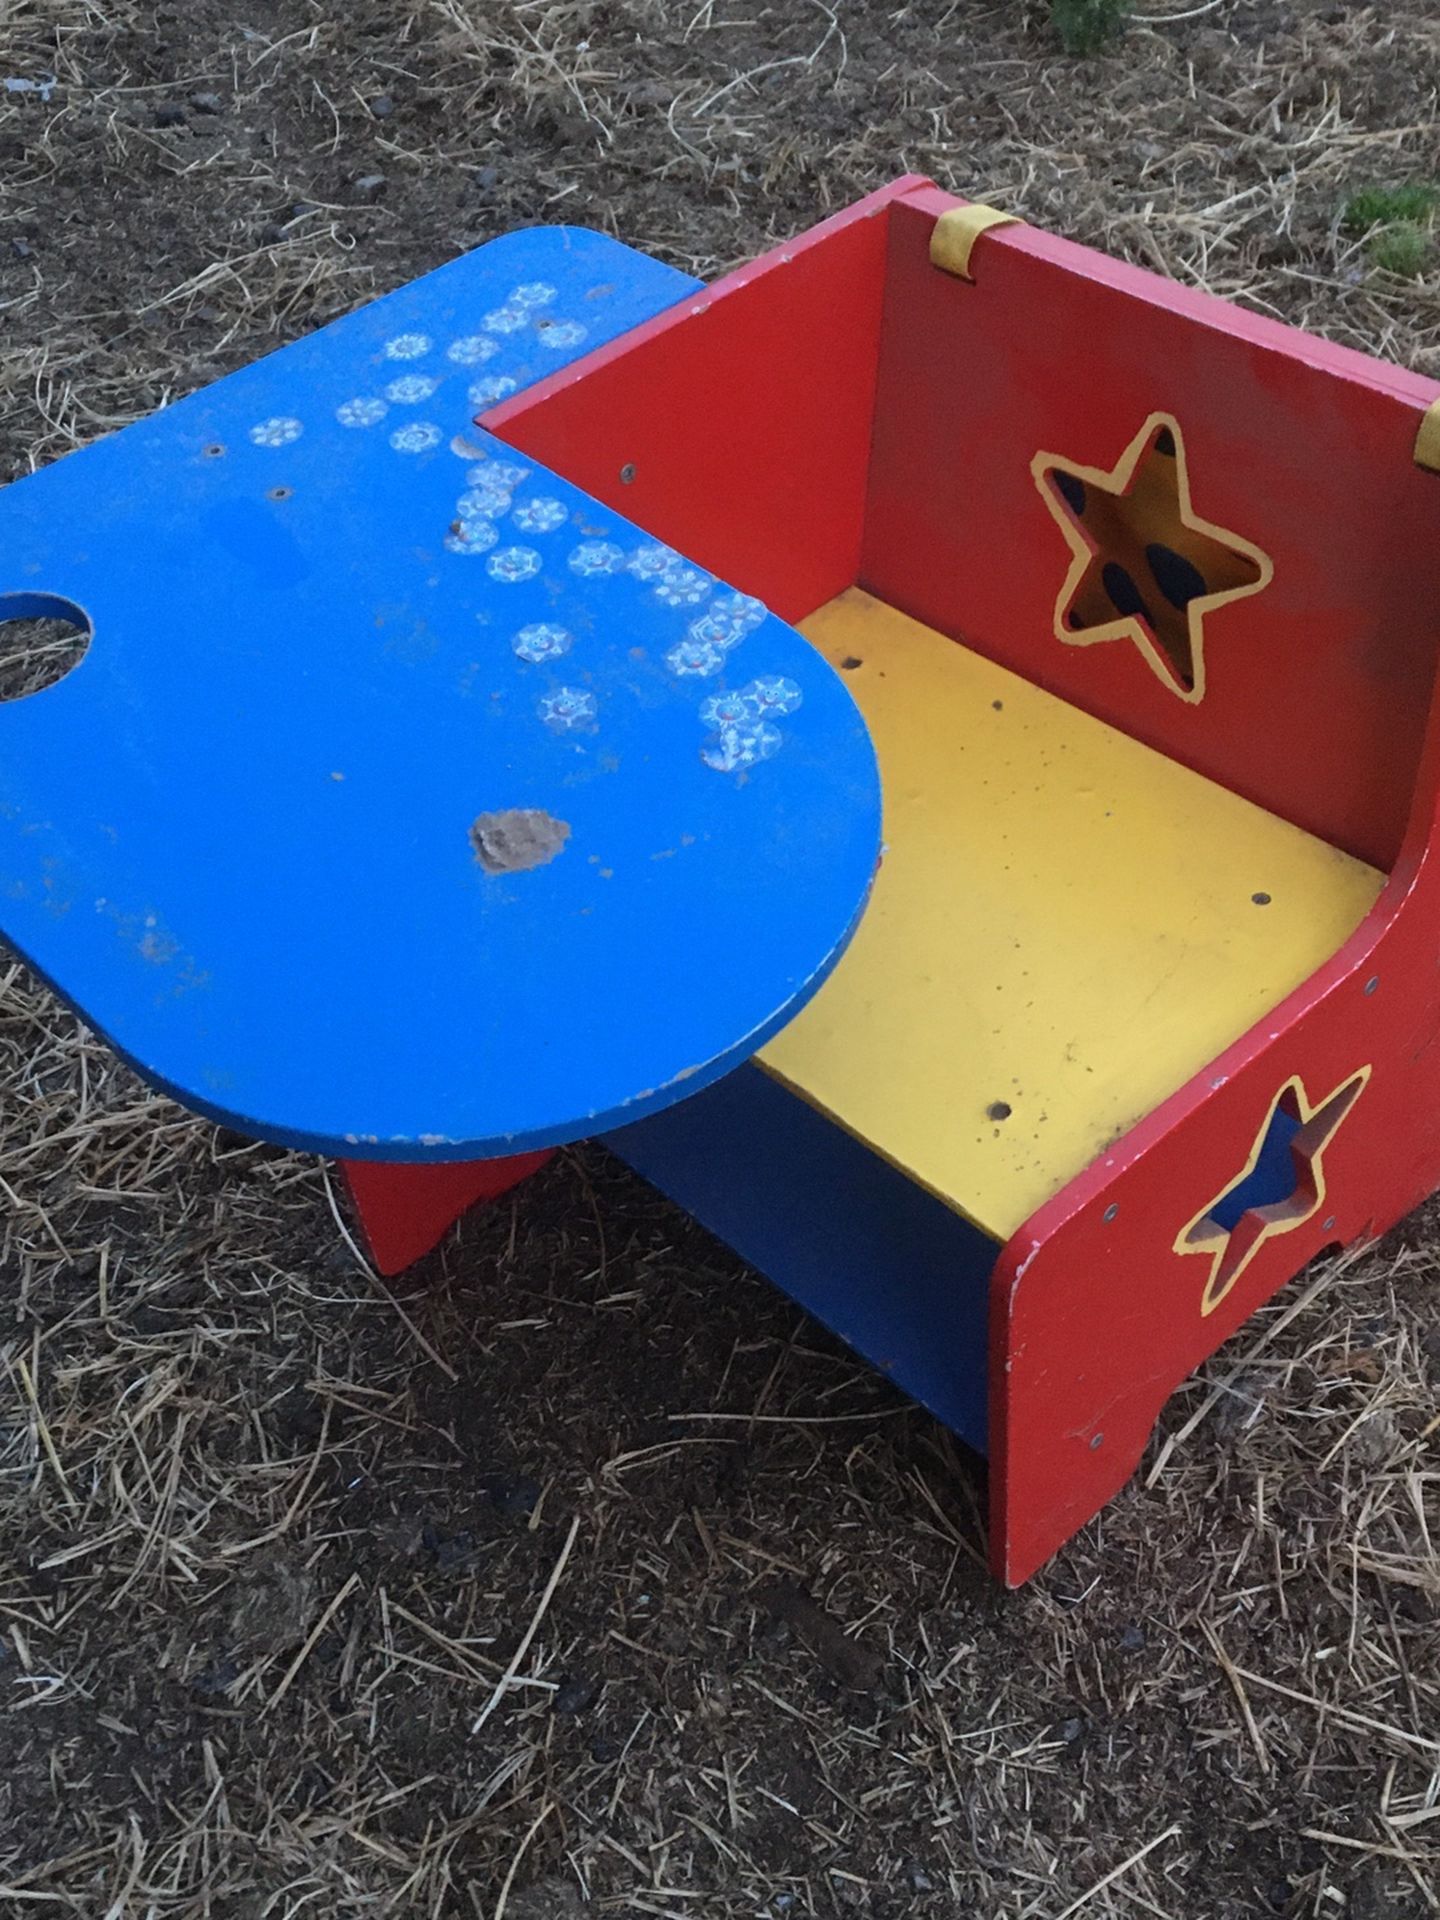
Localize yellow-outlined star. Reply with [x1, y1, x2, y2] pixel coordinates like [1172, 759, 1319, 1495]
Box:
[1032, 412, 1274, 705]
[1175, 1067, 1370, 1318]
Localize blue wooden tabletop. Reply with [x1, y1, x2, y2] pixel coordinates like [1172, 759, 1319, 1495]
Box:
[0, 227, 881, 1159]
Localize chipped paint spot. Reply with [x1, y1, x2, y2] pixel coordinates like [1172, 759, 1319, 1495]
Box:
[470, 809, 571, 875]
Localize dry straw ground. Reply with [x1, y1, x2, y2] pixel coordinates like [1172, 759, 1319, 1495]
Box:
[3, 2, 1440, 1916]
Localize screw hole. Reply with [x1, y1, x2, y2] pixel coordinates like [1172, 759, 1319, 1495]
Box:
[1090, 1433, 1104, 1449]
[1103, 1202, 1119, 1223]
[0, 593, 92, 701]
[267, 485, 293, 502]
[204, 443, 226, 458]
[1251, 891, 1271, 906]
[1365, 976, 1380, 996]
[986, 1100, 1012, 1122]
[1323, 1215, 1337, 1231]
[840, 655, 863, 671]
[619, 462, 636, 484]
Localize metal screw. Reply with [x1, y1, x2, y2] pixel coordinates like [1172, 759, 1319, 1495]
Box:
[620, 461, 637, 484]
[1365, 976, 1379, 996]
[1090, 1433, 1104, 1449]
[1103, 1203, 1118, 1223]
[1323, 1215, 1336, 1231]
[204, 443, 225, 458]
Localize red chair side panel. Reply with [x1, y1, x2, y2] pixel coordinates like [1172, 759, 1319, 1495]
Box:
[989, 820, 1440, 1585]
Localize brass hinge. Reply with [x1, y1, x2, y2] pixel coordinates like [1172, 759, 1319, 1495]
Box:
[1414, 398, 1440, 473]
[929, 204, 1024, 281]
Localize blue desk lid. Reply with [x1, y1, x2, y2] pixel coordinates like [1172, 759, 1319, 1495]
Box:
[0, 227, 880, 1158]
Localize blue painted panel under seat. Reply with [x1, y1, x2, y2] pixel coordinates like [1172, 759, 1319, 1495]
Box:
[604, 1062, 997, 1455]
[1209, 1102, 1304, 1230]
[0, 228, 883, 1161]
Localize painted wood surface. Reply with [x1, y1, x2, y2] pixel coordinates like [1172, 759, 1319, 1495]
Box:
[490, 178, 928, 626]
[989, 824, 1429, 1584]
[864, 186, 1440, 872]
[344, 1151, 554, 1275]
[0, 227, 881, 1158]
[761, 590, 1383, 1240]
[606, 1061, 996, 1456]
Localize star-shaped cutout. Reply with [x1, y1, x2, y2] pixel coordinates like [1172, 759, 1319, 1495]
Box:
[1033, 413, 1273, 703]
[1175, 1067, 1369, 1317]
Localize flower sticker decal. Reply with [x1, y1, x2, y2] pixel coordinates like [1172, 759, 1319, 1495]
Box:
[540, 320, 587, 350]
[390, 421, 442, 454]
[488, 546, 543, 583]
[445, 519, 499, 556]
[512, 496, 568, 534]
[336, 397, 387, 428]
[385, 374, 439, 404]
[473, 461, 530, 489]
[711, 591, 767, 634]
[513, 623, 574, 663]
[469, 375, 518, 408]
[699, 690, 755, 729]
[250, 416, 303, 448]
[460, 462, 527, 516]
[697, 672, 795, 772]
[702, 720, 782, 773]
[511, 282, 557, 307]
[384, 333, 431, 359]
[447, 335, 499, 365]
[569, 541, 626, 577]
[628, 543, 679, 581]
[539, 686, 597, 732]
[687, 609, 749, 653]
[458, 485, 509, 519]
[665, 638, 725, 677]
[655, 567, 711, 607]
[743, 675, 803, 716]
[482, 305, 529, 335]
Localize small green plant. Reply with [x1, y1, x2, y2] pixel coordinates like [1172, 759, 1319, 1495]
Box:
[1342, 184, 1437, 280]
[1342, 184, 1438, 233]
[1051, 0, 1130, 55]
[1369, 222, 1431, 279]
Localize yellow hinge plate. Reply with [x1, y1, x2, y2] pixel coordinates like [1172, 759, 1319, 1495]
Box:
[929, 204, 1024, 281]
[1415, 398, 1440, 473]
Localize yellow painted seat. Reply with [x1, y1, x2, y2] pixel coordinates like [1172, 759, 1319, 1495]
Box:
[759, 590, 1385, 1243]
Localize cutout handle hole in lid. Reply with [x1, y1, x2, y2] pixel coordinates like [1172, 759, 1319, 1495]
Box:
[0, 593, 92, 701]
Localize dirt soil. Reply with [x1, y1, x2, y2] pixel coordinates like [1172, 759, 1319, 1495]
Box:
[4, 2, 1440, 1915]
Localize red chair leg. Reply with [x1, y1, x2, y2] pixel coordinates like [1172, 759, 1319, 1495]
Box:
[340, 1152, 555, 1276]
